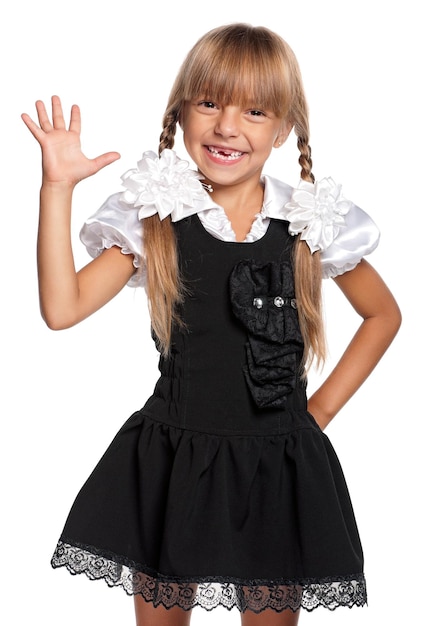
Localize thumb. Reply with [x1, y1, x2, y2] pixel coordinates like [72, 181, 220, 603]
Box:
[92, 151, 121, 173]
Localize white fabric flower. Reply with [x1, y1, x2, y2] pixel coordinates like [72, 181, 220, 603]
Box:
[120, 149, 207, 222]
[284, 177, 352, 253]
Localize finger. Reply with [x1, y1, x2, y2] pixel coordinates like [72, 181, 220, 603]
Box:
[21, 112, 45, 142]
[35, 99, 53, 132]
[51, 95, 66, 130]
[92, 151, 121, 173]
[69, 104, 81, 134]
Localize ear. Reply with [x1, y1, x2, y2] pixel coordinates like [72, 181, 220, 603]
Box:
[274, 120, 293, 148]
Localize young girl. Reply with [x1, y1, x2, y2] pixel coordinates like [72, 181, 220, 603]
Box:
[22, 23, 401, 626]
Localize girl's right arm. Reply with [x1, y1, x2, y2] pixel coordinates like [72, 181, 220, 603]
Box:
[22, 96, 136, 329]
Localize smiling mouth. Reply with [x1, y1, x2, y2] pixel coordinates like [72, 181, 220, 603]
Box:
[207, 146, 244, 161]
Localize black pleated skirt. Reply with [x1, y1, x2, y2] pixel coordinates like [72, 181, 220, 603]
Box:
[51, 406, 366, 613]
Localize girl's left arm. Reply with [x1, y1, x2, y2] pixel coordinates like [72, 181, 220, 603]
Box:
[307, 259, 401, 430]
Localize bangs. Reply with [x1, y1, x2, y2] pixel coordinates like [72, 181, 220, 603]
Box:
[180, 25, 293, 118]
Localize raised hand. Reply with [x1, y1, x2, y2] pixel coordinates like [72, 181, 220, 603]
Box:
[21, 95, 120, 186]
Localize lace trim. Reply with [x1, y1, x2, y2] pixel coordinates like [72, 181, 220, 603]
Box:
[52, 540, 367, 613]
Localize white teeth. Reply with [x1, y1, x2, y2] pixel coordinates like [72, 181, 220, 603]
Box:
[208, 147, 243, 160]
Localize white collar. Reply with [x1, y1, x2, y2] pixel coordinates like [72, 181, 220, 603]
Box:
[196, 175, 294, 243]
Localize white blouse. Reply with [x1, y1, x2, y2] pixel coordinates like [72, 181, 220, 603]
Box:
[80, 171, 380, 289]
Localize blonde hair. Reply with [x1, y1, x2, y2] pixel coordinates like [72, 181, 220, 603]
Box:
[145, 23, 325, 367]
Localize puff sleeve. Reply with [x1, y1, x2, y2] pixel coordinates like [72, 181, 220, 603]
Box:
[79, 192, 146, 288]
[320, 203, 380, 279]
[283, 177, 380, 279]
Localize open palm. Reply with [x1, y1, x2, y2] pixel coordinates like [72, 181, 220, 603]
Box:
[22, 95, 120, 186]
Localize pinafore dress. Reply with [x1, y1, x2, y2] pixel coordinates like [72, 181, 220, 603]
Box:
[51, 213, 367, 613]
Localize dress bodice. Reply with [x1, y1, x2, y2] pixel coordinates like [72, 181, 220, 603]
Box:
[142, 215, 309, 436]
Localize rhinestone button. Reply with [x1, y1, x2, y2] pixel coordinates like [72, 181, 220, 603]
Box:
[253, 297, 263, 309]
[274, 296, 285, 308]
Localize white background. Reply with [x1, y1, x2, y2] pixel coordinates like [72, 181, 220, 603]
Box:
[1, 1, 426, 624]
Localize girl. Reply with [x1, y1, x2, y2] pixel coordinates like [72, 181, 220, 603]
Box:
[22, 23, 401, 626]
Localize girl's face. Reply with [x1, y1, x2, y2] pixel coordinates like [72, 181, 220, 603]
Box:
[181, 98, 290, 192]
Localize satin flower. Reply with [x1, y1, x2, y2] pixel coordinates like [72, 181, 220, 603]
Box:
[120, 149, 207, 221]
[284, 177, 352, 253]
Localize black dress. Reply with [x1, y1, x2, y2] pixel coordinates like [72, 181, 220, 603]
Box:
[51, 214, 366, 613]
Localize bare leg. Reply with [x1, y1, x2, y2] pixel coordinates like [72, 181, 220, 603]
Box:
[134, 596, 192, 626]
[241, 608, 300, 626]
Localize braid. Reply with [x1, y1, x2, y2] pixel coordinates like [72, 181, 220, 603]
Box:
[159, 109, 179, 154]
[292, 79, 315, 184]
[293, 124, 326, 370]
[142, 111, 183, 355]
[296, 129, 315, 183]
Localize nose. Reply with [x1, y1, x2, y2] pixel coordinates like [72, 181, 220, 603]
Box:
[214, 106, 240, 137]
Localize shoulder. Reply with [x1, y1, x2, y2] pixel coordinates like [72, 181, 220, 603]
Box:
[319, 202, 380, 278]
[264, 176, 381, 279]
